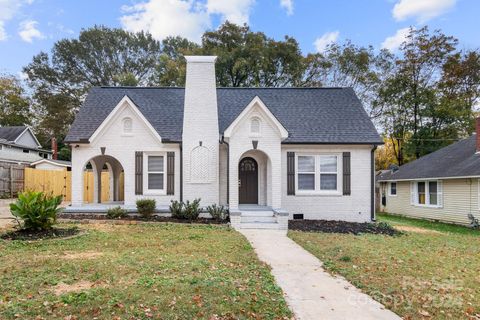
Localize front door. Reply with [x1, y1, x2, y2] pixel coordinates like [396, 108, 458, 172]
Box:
[239, 157, 258, 204]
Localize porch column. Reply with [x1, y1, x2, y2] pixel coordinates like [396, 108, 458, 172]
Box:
[91, 158, 105, 204]
[270, 147, 282, 210]
[228, 155, 239, 210]
[71, 151, 83, 206]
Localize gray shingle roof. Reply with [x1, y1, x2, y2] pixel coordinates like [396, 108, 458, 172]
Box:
[377, 135, 480, 181]
[65, 87, 382, 144]
[0, 126, 27, 142]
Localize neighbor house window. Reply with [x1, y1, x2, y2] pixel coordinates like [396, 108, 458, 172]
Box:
[147, 156, 164, 190]
[389, 182, 397, 196]
[412, 180, 440, 206]
[296, 154, 340, 193]
[23, 149, 29, 153]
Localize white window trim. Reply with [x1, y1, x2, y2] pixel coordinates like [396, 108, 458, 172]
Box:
[413, 180, 441, 208]
[295, 153, 342, 196]
[143, 152, 167, 195]
[388, 182, 397, 196]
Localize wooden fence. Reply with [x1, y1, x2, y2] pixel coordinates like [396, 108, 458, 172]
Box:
[0, 163, 25, 197]
[24, 168, 124, 203]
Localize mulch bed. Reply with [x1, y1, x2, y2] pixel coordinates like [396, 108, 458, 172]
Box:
[289, 219, 401, 236]
[0, 227, 81, 241]
[58, 213, 228, 225]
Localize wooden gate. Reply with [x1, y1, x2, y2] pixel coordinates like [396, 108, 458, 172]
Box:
[24, 168, 124, 203]
[0, 163, 25, 197]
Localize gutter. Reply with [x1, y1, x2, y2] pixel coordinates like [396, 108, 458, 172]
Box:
[371, 145, 377, 222]
[221, 136, 230, 205]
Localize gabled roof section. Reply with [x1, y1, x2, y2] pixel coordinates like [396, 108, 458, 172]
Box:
[31, 159, 72, 167]
[0, 126, 41, 148]
[377, 135, 480, 181]
[0, 126, 29, 142]
[88, 95, 162, 144]
[223, 96, 288, 139]
[65, 87, 382, 144]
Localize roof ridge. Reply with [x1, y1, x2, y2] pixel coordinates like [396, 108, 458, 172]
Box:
[97, 86, 347, 90]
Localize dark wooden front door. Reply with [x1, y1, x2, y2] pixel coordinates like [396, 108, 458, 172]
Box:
[239, 157, 258, 204]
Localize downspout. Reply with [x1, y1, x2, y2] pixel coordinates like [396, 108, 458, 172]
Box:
[221, 136, 230, 206]
[180, 142, 183, 202]
[371, 145, 377, 221]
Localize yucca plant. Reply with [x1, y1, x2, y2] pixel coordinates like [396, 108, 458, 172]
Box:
[10, 191, 63, 231]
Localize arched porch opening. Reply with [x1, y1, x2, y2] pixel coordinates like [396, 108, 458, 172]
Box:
[238, 149, 271, 207]
[82, 155, 124, 204]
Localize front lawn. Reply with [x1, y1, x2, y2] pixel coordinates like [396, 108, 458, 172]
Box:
[289, 214, 480, 319]
[0, 223, 291, 319]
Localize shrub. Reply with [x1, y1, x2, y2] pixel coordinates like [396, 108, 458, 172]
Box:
[206, 204, 228, 221]
[170, 200, 183, 219]
[106, 206, 127, 219]
[10, 191, 63, 231]
[183, 198, 201, 220]
[169, 198, 201, 220]
[136, 199, 156, 218]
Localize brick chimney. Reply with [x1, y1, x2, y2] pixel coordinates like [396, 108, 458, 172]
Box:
[51, 137, 58, 160]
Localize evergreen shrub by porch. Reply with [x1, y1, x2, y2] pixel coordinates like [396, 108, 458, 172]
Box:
[170, 198, 201, 220]
[206, 204, 228, 221]
[10, 191, 63, 231]
[136, 199, 156, 218]
[106, 206, 127, 219]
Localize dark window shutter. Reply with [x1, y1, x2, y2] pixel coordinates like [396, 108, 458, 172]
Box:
[167, 152, 175, 195]
[287, 152, 295, 195]
[135, 151, 143, 195]
[343, 152, 351, 195]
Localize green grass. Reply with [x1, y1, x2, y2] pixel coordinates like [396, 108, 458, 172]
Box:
[0, 223, 291, 319]
[289, 214, 480, 320]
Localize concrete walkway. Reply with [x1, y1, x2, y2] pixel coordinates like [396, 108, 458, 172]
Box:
[0, 199, 15, 228]
[240, 230, 401, 320]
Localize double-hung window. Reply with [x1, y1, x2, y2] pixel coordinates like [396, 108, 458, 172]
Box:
[296, 154, 340, 193]
[147, 155, 164, 191]
[298, 156, 316, 190]
[389, 182, 397, 196]
[412, 180, 440, 207]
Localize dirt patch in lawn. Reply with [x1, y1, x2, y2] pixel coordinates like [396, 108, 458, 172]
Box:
[62, 251, 104, 260]
[0, 227, 81, 241]
[289, 219, 401, 235]
[52, 280, 104, 296]
[394, 225, 443, 235]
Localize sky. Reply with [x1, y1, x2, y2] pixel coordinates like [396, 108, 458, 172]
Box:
[0, 0, 478, 77]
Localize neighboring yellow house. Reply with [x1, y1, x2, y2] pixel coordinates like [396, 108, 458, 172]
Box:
[378, 127, 480, 226]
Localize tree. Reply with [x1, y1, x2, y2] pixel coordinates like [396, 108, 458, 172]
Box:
[375, 27, 477, 162]
[302, 41, 394, 119]
[0, 75, 32, 127]
[23, 26, 163, 145]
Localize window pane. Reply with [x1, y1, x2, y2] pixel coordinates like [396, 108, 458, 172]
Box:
[429, 181, 437, 205]
[391, 183, 397, 195]
[298, 174, 315, 190]
[417, 182, 425, 192]
[320, 155, 337, 172]
[148, 156, 164, 172]
[429, 194, 437, 205]
[298, 156, 315, 172]
[320, 174, 337, 190]
[251, 118, 260, 133]
[148, 173, 164, 189]
[417, 182, 425, 204]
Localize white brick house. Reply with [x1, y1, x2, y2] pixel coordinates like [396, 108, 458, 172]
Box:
[65, 56, 382, 229]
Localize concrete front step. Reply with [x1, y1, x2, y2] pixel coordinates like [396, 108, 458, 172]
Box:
[240, 222, 281, 229]
[241, 215, 277, 223]
[240, 211, 275, 217]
